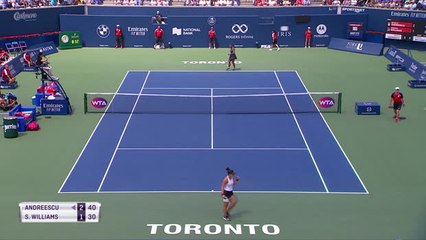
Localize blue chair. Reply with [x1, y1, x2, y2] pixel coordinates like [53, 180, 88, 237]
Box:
[19, 41, 27, 51]
[11, 41, 21, 54]
[5, 42, 16, 55]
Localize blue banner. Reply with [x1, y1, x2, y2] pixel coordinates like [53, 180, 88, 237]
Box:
[0, 7, 84, 37]
[328, 37, 383, 56]
[28, 41, 58, 55]
[385, 45, 426, 80]
[60, 14, 367, 48]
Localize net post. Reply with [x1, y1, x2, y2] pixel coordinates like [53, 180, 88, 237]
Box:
[84, 93, 87, 114]
[338, 92, 342, 113]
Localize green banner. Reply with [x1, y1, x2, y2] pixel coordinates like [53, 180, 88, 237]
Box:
[59, 31, 82, 50]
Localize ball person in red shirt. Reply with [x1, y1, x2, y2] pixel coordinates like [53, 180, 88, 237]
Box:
[115, 25, 124, 48]
[271, 30, 280, 51]
[154, 26, 165, 49]
[389, 86, 404, 122]
[304, 27, 312, 48]
[208, 27, 216, 49]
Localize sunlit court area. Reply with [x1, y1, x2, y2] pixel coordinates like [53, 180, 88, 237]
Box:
[0, 2, 426, 240]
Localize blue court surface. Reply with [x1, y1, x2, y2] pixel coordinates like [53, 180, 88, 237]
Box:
[59, 71, 368, 194]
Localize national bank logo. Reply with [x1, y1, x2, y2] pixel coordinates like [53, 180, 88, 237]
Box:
[172, 27, 201, 36]
[172, 27, 182, 36]
[91, 97, 108, 109]
[318, 97, 335, 108]
[97, 25, 110, 38]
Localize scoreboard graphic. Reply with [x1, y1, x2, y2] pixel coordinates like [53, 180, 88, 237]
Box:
[19, 202, 101, 223]
[385, 19, 426, 43]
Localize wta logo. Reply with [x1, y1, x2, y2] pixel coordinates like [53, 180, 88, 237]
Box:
[91, 97, 108, 109]
[317, 97, 335, 108]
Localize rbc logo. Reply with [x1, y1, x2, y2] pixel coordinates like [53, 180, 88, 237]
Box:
[91, 97, 108, 109]
[207, 16, 216, 26]
[318, 97, 335, 108]
[97, 25, 110, 38]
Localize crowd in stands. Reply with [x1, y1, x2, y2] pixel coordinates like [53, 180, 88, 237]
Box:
[184, 0, 240, 6]
[253, 0, 309, 6]
[0, 0, 102, 8]
[115, 0, 170, 5]
[322, 0, 425, 10]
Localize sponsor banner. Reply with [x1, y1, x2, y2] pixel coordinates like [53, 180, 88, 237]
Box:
[274, 14, 367, 47]
[328, 37, 384, 56]
[0, 7, 84, 37]
[385, 45, 426, 80]
[60, 14, 367, 48]
[28, 41, 58, 55]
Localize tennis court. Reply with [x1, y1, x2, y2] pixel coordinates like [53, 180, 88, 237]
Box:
[59, 71, 367, 194]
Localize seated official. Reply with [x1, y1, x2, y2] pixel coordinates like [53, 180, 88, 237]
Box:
[0, 92, 17, 111]
[153, 11, 166, 24]
[1, 64, 16, 84]
[36, 49, 57, 80]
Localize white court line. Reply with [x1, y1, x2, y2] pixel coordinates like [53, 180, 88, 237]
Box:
[210, 88, 214, 149]
[60, 190, 368, 195]
[143, 87, 282, 90]
[58, 71, 131, 193]
[116, 147, 308, 151]
[274, 71, 330, 193]
[293, 71, 369, 194]
[96, 71, 151, 193]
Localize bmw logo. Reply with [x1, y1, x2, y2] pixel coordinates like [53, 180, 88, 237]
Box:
[97, 24, 110, 38]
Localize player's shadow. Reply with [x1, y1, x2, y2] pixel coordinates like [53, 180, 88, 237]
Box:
[230, 210, 250, 219]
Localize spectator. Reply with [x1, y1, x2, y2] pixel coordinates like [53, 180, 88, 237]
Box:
[154, 26, 165, 49]
[0, 49, 10, 64]
[0, 92, 17, 111]
[1, 64, 16, 84]
[0, 0, 8, 8]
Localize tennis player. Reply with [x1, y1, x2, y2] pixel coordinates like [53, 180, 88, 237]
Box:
[304, 27, 312, 48]
[226, 45, 237, 70]
[221, 167, 240, 221]
[389, 86, 404, 122]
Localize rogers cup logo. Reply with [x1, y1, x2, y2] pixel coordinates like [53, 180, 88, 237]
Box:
[232, 24, 248, 34]
[97, 25, 110, 38]
[318, 97, 335, 108]
[91, 97, 108, 109]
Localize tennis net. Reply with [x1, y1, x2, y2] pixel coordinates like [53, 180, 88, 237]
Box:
[84, 91, 342, 114]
